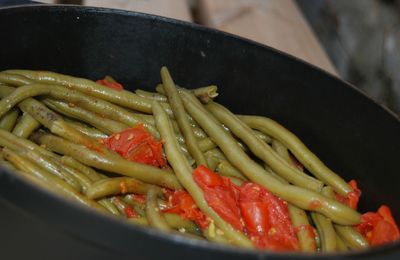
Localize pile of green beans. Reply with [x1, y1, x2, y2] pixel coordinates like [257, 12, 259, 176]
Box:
[0, 67, 371, 253]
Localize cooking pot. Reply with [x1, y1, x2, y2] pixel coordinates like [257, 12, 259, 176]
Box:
[0, 3, 399, 259]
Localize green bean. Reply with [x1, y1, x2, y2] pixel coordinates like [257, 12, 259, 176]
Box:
[156, 84, 219, 103]
[87, 177, 160, 199]
[204, 151, 220, 171]
[0, 130, 82, 191]
[271, 140, 292, 166]
[336, 234, 348, 252]
[32, 132, 182, 190]
[161, 67, 208, 167]
[12, 112, 41, 138]
[0, 108, 19, 131]
[335, 225, 368, 250]
[180, 92, 360, 225]
[122, 195, 146, 216]
[146, 188, 171, 231]
[64, 118, 108, 139]
[202, 221, 231, 245]
[0, 72, 33, 86]
[238, 115, 352, 196]
[271, 139, 336, 252]
[98, 199, 121, 215]
[163, 213, 201, 235]
[43, 98, 129, 135]
[198, 137, 217, 152]
[0, 86, 111, 156]
[22, 149, 83, 191]
[311, 211, 337, 252]
[288, 207, 317, 252]
[216, 160, 247, 180]
[5, 69, 173, 115]
[136, 89, 167, 102]
[2, 147, 106, 212]
[206, 101, 323, 192]
[225, 176, 245, 186]
[111, 197, 137, 217]
[321, 187, 369, 249]
[29, 83, 159, 137]
[127, 213, 201, 235]
[1, 154, 59, 192]
[152, 100, 252, 248]
[60, 156, 105, 182]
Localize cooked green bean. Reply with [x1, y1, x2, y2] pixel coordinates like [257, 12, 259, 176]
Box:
[206, 101, 323, 192]
[64, 118, 108, 139]
[98, 199, 121, 215]
[238, 115, 352, 196]
[152, 100, 253, 247]
[24, 83, 159, 137]
[180, 92, 360, 225]
[0, 129, 81, 191]
[0, 108, 19, 131]
[198, 137, 217, 152]
[60, 156, 105, 182]
[216, 160, 248, 180]
[136, 89, 167, 102]
[204, 151, 220, 171]
[311, 211, 337, 252]
[271, 140, 293, 166]
[146, 188, 171, 231]
[0, 86, 111, 156]
[161, 67, 208, 167]
[5, 69, 173, 115]
[336, 234, 348, 252]
[111, 197, 137, 217]
[43, 98, 129, 135]
[32, 132, 182, 190]
[156, 84, 219, 103]
[321, 186, 368, 249]
[2, 147, 106, 212]
[0, 72, 33, 86]
[12, 112, 41, 138]
[163, 213, 201, 235]
[87, 177, 160, 199]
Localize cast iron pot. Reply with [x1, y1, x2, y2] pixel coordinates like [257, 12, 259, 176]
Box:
[0, 4, 399, 260]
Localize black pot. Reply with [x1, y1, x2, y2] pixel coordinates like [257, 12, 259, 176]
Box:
[0, 4, 399, 260]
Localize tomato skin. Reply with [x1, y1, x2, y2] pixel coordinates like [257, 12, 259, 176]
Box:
[96, 77, 124, 91]
[193, 165, 242, 230]
[163, 190, 209, 229]
[335, 179, 361, 210]
[239, 183, 299, 251]
[103, 125, 166, 168]
[355, 205, 399, 246]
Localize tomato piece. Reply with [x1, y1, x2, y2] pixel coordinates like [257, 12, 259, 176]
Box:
[378, 205, 400, 235]
[193, 165, 242, 230]
[102, 125, 166, 168]
[96, 76, 124, 91]
[163, 190, 209, 229]
[335, 179, 361, 210]
[239, 183, 299, 251]
[355, 205, 399, 246]
[124, 205, 138, 218]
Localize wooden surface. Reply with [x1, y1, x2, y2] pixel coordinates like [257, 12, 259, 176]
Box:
[198, 0, 337, 75]
[84, 0, 192, 22]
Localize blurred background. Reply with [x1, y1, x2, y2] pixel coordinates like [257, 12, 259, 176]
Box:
[13, 0, 400, 115]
